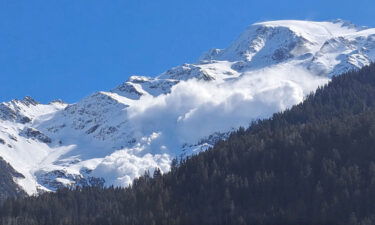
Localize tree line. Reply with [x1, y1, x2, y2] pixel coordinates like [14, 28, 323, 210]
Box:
[2, 64, 375, 225]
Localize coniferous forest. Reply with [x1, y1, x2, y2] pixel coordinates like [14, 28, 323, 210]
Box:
[2, 64, 375, 224]
[0, 158, 25, 203]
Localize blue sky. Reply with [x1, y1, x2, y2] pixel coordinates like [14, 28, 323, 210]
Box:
[1, 0, 374, 103]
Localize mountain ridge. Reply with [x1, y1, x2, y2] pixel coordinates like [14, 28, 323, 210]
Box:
[1, 19, 375, 195]
[3, 62, 375, 225]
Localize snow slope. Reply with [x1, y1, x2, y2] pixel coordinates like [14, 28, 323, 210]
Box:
[1, 19, 375, 195]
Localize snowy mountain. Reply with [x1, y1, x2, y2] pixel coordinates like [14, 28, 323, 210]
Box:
[1, 19, 375, 195]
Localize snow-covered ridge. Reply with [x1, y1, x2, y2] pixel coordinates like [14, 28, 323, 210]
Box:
[1, 19, 375, 195]
[202, 19, 375, 76]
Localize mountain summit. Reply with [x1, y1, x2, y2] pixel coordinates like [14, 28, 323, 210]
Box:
[202, 19, 374, 76]
[1, 20, 375, 195]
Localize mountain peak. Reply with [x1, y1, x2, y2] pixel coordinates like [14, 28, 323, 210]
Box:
[21, 96, 39, 106]
[1, 19, 375, 195]
[200, 19, 375, 76]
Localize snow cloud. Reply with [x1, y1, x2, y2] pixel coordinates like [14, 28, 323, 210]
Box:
[92, 151, 171, 187]
[92, 65, 329, 187]
[128, 65, 328, 148]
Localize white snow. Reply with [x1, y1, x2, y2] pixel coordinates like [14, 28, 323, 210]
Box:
[1, 19, 375, 194]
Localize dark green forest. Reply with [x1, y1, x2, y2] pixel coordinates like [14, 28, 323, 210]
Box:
[0, 157, 25, 203]
[2, 64, 375, 225]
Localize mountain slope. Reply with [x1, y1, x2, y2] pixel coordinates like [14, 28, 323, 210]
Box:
[0, 157, 26, 203]
[1, 19, 375, 194]
[2, 63, 375, 225]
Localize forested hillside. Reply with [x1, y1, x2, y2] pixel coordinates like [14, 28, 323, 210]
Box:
[1, 64, 375, 225]
[0, 157, 25, 203]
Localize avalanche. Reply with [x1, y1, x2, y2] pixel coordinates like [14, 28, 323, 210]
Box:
[1, 19, 375, 194]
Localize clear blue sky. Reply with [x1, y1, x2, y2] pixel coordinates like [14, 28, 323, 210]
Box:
[1, 0, 374, 103]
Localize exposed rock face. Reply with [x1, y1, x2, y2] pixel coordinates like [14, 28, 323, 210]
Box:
[20, 127, 52, 144]
[36, 169, 104, 191]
